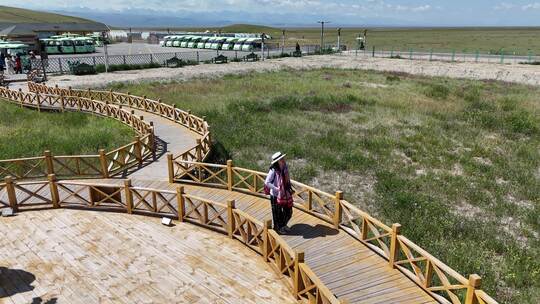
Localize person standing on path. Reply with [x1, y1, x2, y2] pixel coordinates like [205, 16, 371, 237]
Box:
[5, 55, 14, 75]
[15, 55, 22, 74]
[264, 152, 294, 234]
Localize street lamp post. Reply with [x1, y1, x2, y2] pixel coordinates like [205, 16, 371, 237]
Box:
[317, 21, 330, 52]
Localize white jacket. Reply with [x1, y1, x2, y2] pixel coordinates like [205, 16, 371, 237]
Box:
[264, 169, 280, 197]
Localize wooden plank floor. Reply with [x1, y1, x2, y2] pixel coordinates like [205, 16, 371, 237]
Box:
[179, 184, 438, 304]
[0, 209, 296, 304]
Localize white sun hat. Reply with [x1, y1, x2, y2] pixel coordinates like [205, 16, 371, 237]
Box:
[271, 151, 286, 165]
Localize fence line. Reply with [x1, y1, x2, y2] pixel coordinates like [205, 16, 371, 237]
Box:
[38, 45, 320, 75]
[169, 158, 498, 304]
[0, 86, 155, 180]
[0, 176, 341, 304]
[349, 47, 540, 65]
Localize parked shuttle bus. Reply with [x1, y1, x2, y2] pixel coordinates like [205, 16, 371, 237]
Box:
[221, 38, 238, 50]
[39, 39, 61, 54]
[197, 37, 210, 48]
[204, 37, 216, 49]
[73, 37, 88, 53]
[58, 38, 75, 54]
[241, 38, 262, 52]
[172, 36, 185, 47]
[188, 37, 201, 48]
[233, 38, 247, 51]
[162, 35, 173, 47]
[211, 37, 227, 50]
[180, 36, 193, 48]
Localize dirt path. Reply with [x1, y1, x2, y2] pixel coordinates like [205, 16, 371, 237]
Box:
[44, 53, 540, 89]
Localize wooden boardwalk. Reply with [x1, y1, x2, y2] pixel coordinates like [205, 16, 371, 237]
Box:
[34, 179, 436, 304]
[0, 83, 497, 304]
[0, 209, 296, 304]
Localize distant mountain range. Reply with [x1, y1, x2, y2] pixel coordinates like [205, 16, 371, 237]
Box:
[50, 9, 409, 29]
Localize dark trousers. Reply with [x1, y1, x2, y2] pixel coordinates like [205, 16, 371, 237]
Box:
[270, 195, 293, 230]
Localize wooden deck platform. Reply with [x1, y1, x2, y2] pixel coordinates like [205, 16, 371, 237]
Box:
[37, 178, 437, 304]
[0, 208, 296, 304]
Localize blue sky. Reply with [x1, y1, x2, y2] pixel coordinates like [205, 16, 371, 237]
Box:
[5, 0, 540, 26]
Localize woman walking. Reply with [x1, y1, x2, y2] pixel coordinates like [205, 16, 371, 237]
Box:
[264, 152, 294, 234]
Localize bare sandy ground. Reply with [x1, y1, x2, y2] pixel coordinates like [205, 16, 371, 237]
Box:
[45, 53, 540, 89]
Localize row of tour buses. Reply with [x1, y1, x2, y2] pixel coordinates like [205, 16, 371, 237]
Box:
[39, 33, 102, 55]
[0, 39, 30, 57]
[160, 35, 263, 52]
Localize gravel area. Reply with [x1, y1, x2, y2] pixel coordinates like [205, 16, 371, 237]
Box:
[45, 53, 540, 89]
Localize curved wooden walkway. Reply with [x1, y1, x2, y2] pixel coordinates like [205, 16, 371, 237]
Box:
[0, 83, 498, 304]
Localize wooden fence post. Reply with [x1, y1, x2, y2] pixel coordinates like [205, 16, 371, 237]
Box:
[133, 136, 142, 166]
[59, 92, 65, 112]
[227, 199, 236, 238]
[306, 191, 312, 211]
[333, 191, 343, 228]
[124, 179, 133, 214]
[196, 139, 203, 162]
[465, 274, 481, 304]
[361, 218, 368, 240]
[35, 92, 41, 112]
[48, 174, 60, 208]
[263, 219, 272, 261]
[44, 150, 54, 175]
[176, 186, 185, 221]
[293, 251, 305, 298]
[167, 154, 174, 183]
[99, 149, 109, 178]
[227, 159, 233, 191]
[389, 223, 401, 268]
[4, 176, 18, 212]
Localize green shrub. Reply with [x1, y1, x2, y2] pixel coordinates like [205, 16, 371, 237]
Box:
[425, 83, 450, 99]
[95, 62, 161, 73]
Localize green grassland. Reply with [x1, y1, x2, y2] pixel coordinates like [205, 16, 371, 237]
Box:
[171, 24, 540, 55]
[0, 5, 95, 23]
[0, 101, 135, 159]
[109, 69, 540, 303]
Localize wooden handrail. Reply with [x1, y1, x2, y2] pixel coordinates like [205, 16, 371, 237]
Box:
[0, 86, 155, 180]
[170, 159, 498, 304]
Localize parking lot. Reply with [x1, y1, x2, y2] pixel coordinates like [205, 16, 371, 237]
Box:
[48, 42, 218, 58]
[40, 42, 316, 75]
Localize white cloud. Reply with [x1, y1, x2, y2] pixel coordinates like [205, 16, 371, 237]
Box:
[494, 2, 516, 10]
[522, 2, 540, 10]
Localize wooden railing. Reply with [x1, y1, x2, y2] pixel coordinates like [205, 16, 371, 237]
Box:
[0, 175, 342, 304]
[28, 82, 211, 163]
[170, 158, 498, 304]
[0, 87, 155, 180]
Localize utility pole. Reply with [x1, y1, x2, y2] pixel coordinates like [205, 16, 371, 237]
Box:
[102, 31, 109, 73]
[317, 21, 330, 51]
[281, 29, 285, 54]
[261, 32, 265, 61]
[337, 28, 342, 52]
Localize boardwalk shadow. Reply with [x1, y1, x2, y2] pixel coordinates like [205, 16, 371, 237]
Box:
[287, 223, 339, 239]
[116, 136, 168, 177]
[0, 267, 35, 298]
